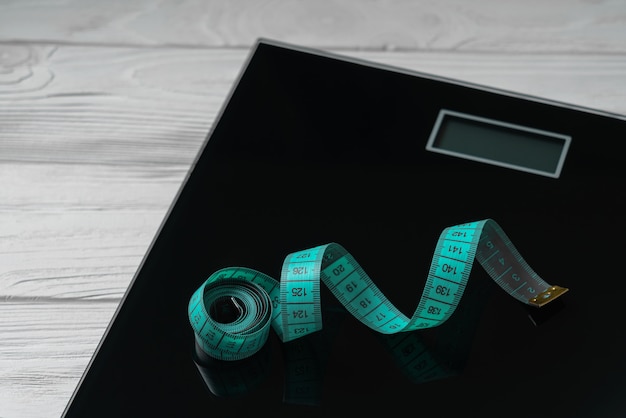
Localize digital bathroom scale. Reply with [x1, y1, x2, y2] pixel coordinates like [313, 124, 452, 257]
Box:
[61, 39, 626, 418]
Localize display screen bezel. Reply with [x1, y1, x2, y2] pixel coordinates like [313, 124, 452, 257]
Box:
[426, 109, 571, 178]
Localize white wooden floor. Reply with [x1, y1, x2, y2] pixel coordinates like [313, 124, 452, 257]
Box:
[1, 1, 626, 417]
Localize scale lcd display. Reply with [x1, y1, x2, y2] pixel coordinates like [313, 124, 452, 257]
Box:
[426, 109, 571, 178]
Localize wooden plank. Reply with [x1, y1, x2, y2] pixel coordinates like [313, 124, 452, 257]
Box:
[0, 162, 181, 299]
[1, 0, 626, 52]
[0, 44, 240, 165]
[0, 300, 119, 418]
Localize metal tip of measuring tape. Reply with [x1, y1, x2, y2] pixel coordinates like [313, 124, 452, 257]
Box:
[528, 286, 569, 308]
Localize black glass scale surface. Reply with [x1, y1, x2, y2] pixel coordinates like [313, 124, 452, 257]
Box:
[62, 39, 626, 418]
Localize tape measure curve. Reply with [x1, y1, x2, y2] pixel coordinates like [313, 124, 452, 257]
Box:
[188, 218, 568, 361]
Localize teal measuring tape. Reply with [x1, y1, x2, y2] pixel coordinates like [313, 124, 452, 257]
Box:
[188, 218, 568, 361]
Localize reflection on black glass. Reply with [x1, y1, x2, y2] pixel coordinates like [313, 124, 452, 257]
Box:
[192, 337, 273, 398]
[378, 278, 491, 383]
[192, 306, 345, 405]
[192, 278, 492, 405]
[280, 306, 345, 405]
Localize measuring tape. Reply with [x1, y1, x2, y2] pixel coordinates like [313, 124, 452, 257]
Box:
[191, 281, 489, 403]
[188, 218, 568, 362]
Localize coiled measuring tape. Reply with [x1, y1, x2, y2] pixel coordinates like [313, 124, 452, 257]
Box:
[188, 218, 568, 361]
[191, 281, 489, 403]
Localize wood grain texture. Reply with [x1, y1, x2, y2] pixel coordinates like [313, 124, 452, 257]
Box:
[1, 1, 626, 417]
[1, 0, 626, 52]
